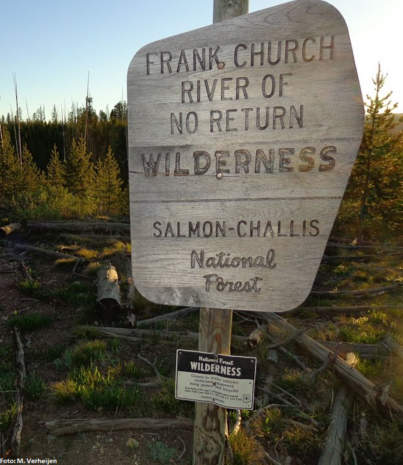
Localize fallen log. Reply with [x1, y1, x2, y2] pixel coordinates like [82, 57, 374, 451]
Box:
[311, 284, 400, 297]
[318, 385, 353, 465]
[289, 305, 403, 315]
[326, 242, 403, 251]
[323, 252, 403, 261]
[10, 243, 81, 261]
[318, 341, 390, 358]
[382, 335, 403, 361]
[263, 313, 403, 418]
[59, 233, 131, 243]
[45, 417, 193, 436]
[85, 326, 246, 345]
[27, 220, 130, 234]
[0, 223, 21, 238]
[136, 306, 199, 327]
[96, 265, 121, 320]
[11, 328, 26, 457]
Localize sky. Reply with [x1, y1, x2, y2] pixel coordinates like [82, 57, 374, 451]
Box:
[0, 0, 402, 120]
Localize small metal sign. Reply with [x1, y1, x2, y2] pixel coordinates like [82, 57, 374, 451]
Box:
[175, 350, 257, 409]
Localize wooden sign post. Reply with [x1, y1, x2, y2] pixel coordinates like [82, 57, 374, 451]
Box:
[127, 0, 363, 463]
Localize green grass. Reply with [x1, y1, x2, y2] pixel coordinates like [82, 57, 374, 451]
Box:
[75, 327, 100, 340]
[229, 429, 265, 465]
[51, 364, 142, 411]
[261, 406, 324, 463]
[7, 312, 53, 331]
[29, 344, 66, 362]
[275, 369, 315, 397]
[24, 372, 46, 401]
[122, 360, 144, 379]
[354, 420, 403, 465]
[151, 378, 193, 417]
[0, 403, 17, 433]
[355, 357, 383, 379]
[18, 279, 45, 299]
[51, 281, 96, 309]
[54, 340, 108, 369]
[0, 370, 16, 403]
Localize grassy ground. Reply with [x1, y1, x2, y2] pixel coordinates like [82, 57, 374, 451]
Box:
[1, 228, 403, 464]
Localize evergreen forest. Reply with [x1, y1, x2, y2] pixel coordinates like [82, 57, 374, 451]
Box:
[0, 67, 402, 243]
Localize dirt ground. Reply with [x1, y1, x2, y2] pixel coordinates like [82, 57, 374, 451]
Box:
[0, 244, 194, 464]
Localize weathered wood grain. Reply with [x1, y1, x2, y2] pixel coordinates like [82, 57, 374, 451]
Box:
[45, 418, 193, 436]
[318, 385, 353, 465]
[128, 0, 363, 312]
[194, 308, 233, 465]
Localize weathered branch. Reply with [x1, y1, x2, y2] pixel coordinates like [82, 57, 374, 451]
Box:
[18, 261, 33, 282]
[11, 328, 26, 457]
[319, 341, 390, 358]
[27, 220, 130, 234]
[10, 243, 81, 262]
[322, 252, 403, 261]
[318, 386, 353, 465]
[45, 418, 193, 436]
[382, 335, 403, 361]
[311, 284, 400, 297]
[289, 305, 403, 315]
[136, 306, 199, 327]
[263, 313, 403, 418]
[84, 326, 246, 345]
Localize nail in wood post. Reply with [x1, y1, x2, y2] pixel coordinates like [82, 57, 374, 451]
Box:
[193, 4, 249, 464]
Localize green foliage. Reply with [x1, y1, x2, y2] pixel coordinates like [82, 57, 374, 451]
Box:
[229, 430, 265, 465]
[355, 420, 403, 465]
[275, 369, 315, 397]
[55, 340, 107, 369]
[94, 146, 125, 216]
[47, 144, 65, 188]
[122, 360, 144, 379]
[7, 312, 53, 331]
[151, 378, 193, 416]
[29, 344, 66, 362]
[51, 364, 142, 411]
[355, 357, 383, 379]
[0, 370, 16, 403]
[262, 407, 324, 462]
[336, 65, 403, 241]
[24, 372, 46, 401]
[148, 441, 177, 464]
[51, 281, 96, 308]
[0, 403, 17, 433]
[18, 279, 44, 298]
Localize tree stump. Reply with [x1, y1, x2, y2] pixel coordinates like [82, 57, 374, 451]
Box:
[96, 265, 121, 320]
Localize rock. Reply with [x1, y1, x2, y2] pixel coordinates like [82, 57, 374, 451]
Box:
[126, 438, 139, 450]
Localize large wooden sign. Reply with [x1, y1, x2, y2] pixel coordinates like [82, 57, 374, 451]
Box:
[127, 0, 364, 312]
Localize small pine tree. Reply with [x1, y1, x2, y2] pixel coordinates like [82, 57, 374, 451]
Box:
[0, 127, 22, 211]
[64, 137, 95, 212]
[47, 144, 66, 188]
[94, 146, 124, 216]
[338, 65, 403, 241]
[15, 144, 43, 213]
